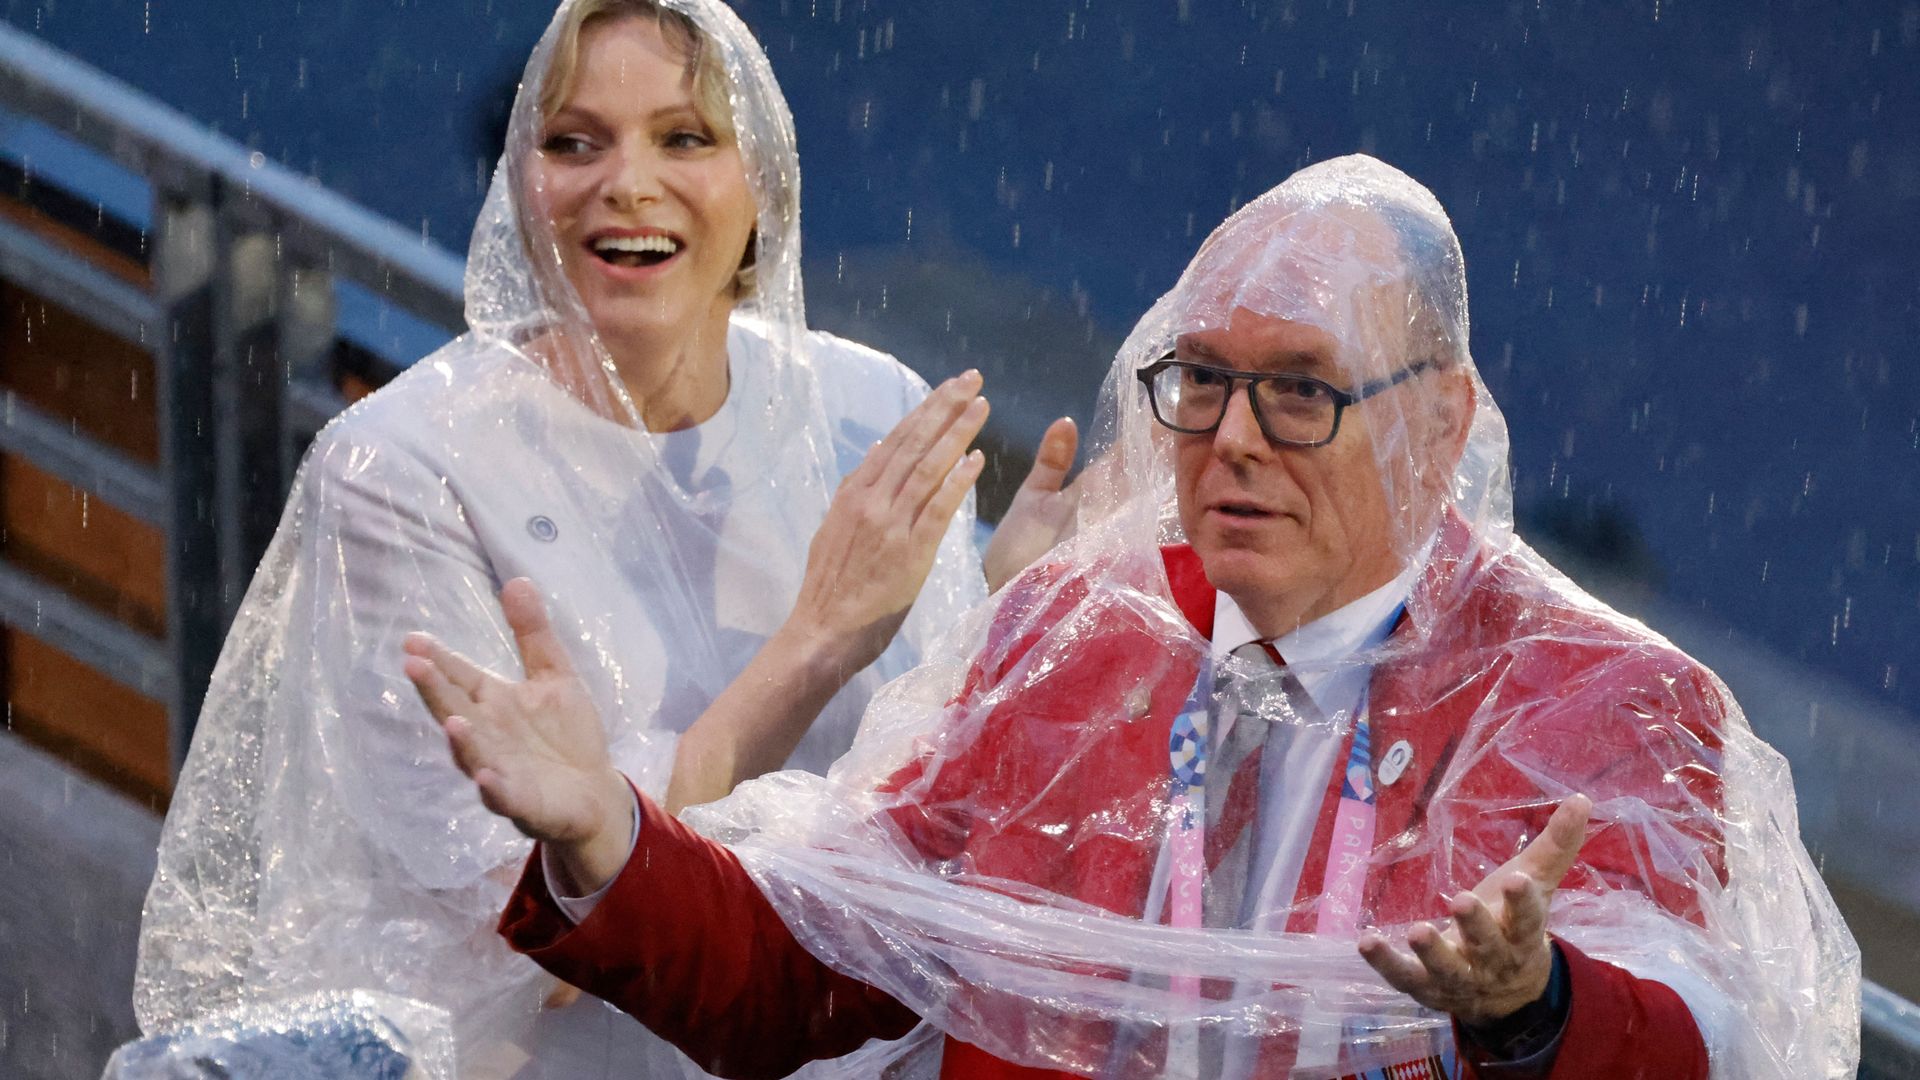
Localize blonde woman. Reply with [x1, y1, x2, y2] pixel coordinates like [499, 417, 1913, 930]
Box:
[134, 1, 1076, 1076]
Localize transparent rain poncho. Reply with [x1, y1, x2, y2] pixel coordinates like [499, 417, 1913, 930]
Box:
[681, 155, 1859, 1078]
[134, 1, 983, 1076]
[104, 992, 457, 1080]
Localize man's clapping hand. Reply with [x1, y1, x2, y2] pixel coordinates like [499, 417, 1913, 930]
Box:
[403, 578, 633, 897]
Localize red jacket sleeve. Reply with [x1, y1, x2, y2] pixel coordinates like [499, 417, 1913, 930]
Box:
[498, 788, 918, 1080]
[1451, 938, 1709, 1080]
[1549, 937, 1709, 1079]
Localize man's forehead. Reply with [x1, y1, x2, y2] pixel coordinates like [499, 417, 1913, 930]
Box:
[1176, 202, 1408, 374]
[1175, 314, 1343, 375]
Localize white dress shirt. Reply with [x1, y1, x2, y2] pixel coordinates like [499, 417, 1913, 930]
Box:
[1210, 575, 1411, 930]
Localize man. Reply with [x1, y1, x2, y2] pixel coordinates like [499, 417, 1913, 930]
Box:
[406, 155, 1856, 1078]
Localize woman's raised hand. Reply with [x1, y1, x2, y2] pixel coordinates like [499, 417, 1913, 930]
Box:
[783, 370, 990, 674]
[983, 417, 1081, 592]
[403, 579, 634, 893]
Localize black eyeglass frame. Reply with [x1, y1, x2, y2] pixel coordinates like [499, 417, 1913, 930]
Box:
[1134, 352, 1437, 448]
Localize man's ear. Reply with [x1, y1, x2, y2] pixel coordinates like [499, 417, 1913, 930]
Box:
[1420, 366, 1475, 497]
[1440, 367, 1475, 468]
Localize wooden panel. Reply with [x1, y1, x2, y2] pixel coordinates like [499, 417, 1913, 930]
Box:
[0, 455, 166, 635]
[0, 192, 171, 808]
[0, 280, 159, 465]
[4, 629, 170, 806]
[0, 173, 151, 289]
[0, 456, 171, 809]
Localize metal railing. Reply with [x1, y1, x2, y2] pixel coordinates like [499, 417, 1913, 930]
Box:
[0, 19, 1916, 1079]
[1864, 981, 1920, 1079]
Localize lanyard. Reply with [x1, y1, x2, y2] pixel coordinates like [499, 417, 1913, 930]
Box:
[1312, 692, 1375, 936]
[1314, 600, 1404, 935]
[1162, 663, 1214, 998]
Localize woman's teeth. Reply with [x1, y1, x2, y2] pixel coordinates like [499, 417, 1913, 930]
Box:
[592, 235, 681, 267]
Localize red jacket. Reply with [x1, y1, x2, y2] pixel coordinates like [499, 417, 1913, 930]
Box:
[503, 528, 1718, 1078]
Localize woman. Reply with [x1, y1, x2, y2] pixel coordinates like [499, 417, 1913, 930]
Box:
[133, 1, 1075, 1076]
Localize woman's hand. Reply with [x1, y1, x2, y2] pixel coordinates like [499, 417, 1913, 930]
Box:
[403, 578, 634, 896]
[660, 371, 990, 812]
[983, 417, 1080, 592]
[782, 370, 990, 675]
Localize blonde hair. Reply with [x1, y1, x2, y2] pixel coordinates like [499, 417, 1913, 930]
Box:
[539, 0, 758, 299]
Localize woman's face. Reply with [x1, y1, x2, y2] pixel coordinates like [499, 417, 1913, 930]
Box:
[530, 16, 756, 353]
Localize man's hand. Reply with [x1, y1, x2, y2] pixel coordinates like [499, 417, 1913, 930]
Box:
[1358, 794, 1591, 1027]
[402, 578, 634, 895]
[983, 417, 1080, 592]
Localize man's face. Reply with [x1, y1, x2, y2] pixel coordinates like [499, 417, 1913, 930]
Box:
[1170, 302, 1411, 635]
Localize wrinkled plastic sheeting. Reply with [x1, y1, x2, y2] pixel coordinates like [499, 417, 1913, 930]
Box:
[102, 991, 454, 1080]
[131, 0, 981, 1077]
[684, 155, 1861, 1078]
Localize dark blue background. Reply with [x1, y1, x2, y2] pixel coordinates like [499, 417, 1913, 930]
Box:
[10, 0, 1917, 715]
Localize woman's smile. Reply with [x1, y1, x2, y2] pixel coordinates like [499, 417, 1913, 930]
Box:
[584, 226, 687, 280]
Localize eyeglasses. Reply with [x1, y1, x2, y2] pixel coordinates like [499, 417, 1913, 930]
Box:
[1135, 353, 1436, 448]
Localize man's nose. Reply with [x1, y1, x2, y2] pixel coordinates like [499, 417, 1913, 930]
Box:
[1212, 382, 1270, 461]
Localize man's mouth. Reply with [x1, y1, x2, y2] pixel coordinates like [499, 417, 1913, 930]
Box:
[1211, 501, 1274, 518]
[589, 232, 683, 269]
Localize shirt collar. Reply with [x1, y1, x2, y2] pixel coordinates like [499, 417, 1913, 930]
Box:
[1210, 569, 1413, 669]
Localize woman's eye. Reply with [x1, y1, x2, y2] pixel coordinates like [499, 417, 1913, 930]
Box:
[665, 129, 715, 150]
[540, 134, 594, 157]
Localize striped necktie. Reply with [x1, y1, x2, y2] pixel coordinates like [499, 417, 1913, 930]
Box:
[1203, 640, 1283, 929]
[1197, 642, 1327, 1078]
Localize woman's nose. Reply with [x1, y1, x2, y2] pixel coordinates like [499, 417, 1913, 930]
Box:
[603, 146, 664, 211]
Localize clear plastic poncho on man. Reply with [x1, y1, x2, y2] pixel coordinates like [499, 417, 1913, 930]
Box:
[637, 155, 1859, 1078]
[133, 1, 984, 1076]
